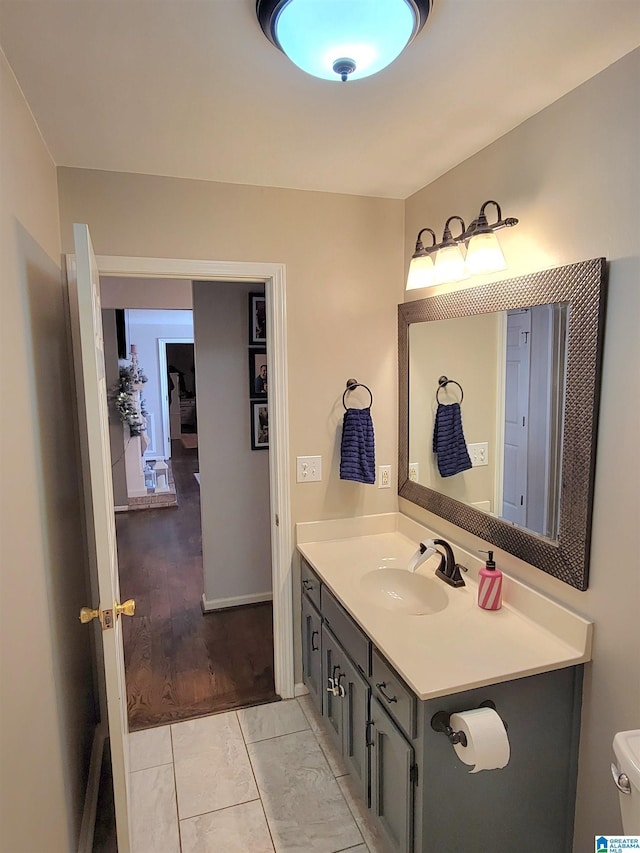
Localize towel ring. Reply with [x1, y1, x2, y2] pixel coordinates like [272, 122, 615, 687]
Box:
[436, 375, 464, 404]
[343, 378, 374, 410]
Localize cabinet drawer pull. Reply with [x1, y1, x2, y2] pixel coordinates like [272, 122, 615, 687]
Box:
[311, 630, 319, 651]
[366, 720, 375, 748]
[376, 682, 398, 704]
[302, 579, 313, 592]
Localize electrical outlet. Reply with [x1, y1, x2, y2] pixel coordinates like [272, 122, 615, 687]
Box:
[378, 465, 391, 489]
[409, 462, 419, 482]
[468, 442, 489, 467]
[296, 456, 322, 482]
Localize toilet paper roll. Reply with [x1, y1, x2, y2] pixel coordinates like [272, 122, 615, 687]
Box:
[449, 707, 510, 773]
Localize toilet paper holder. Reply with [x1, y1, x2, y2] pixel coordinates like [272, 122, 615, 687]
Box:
[431, 700, 506, 747]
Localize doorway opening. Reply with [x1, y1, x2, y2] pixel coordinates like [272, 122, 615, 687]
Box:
[97, 256, 293, 729]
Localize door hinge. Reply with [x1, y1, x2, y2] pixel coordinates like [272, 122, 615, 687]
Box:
[410, 763, 419, 786]
[275, 513, 279, 527]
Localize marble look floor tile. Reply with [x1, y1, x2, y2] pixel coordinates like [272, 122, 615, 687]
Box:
[337, 775, 393, 853]
[297, 695, 347, 778]
[171, 712, 258, 819]
[180, 800, 274, 853]
[129, 725, 173, 772]
[130, 763, 180, 853]
[248, 730, 362, 853]
[238, 699, 309, 743]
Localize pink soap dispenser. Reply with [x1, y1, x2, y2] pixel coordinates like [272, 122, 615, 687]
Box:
[477, 550, 502, 611]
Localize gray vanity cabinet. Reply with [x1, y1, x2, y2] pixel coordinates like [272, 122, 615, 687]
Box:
[301, 594, 323, 715]
[370, 696, 415, 853]
[299, 557, 583, 853]
[321, 623, 370, 801]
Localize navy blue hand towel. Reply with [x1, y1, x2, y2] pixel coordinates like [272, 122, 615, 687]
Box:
[340, 407, 375, 484]
[432, 402, 472, 478]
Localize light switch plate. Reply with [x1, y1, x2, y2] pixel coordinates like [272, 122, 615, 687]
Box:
[296, 456, 322, 482]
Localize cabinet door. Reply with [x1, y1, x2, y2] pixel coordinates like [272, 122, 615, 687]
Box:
[301, 595, 323, 715]
[321, 625, 345, 752]
[340, 650, 370, 804]
[370, 697, 415, 853]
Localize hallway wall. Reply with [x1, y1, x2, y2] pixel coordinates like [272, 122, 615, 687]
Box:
[193, 281, 272, 608]
[0, 50, 96, 852]
[403, 49, 640, 849]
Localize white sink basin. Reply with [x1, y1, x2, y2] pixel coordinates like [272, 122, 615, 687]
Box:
[360, 569, 449, 616]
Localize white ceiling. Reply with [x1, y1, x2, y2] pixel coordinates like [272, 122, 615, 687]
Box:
[1, 1, 639, 199]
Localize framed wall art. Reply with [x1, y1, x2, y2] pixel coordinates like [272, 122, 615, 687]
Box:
[251, 402, 269, 450]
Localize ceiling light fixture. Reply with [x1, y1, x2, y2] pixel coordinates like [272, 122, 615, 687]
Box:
[256, 0, 432, 83]
[406, 200, 519, 290]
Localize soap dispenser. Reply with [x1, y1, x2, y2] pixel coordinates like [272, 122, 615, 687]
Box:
[477, 550, 502, 611]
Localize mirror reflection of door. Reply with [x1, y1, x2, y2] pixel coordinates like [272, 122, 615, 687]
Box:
[502, 305, 568, 537]
[502, 310, 531, 527]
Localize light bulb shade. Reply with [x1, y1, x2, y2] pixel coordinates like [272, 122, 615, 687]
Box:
[434, 243, 467, 284]
[465, 231, 507, 275]
[406, 254, 435, 290]
[257, 0, 431, 82]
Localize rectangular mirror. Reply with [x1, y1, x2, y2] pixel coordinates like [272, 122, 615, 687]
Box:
[398, 258, 607, 590]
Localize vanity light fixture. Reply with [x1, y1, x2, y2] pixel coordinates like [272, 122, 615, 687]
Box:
[433, 216, 468, 285]
[256, 0, 433, 83]
[464, 200, 517, 275]
[406, 228, 437, 290]
[406, 200, 519, 289]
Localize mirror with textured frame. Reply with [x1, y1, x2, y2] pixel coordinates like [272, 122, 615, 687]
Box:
[398, 258, 607, 590]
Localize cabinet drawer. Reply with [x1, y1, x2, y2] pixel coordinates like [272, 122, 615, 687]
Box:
[300, 558, 321, 611]
[321, 586, 371, 677]
[372, 649, 416, 740]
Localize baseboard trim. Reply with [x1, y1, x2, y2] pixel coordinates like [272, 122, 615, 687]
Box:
[294, 682, 309, 698]
[77, 724, 106, 853]
[114, 505, 129, 513]
[201, 591, 273, 612]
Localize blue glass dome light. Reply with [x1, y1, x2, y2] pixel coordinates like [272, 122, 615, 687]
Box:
[257, 0, 432, 82]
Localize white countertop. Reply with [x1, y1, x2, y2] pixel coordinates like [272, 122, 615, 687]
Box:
[296, 513, 592, 701]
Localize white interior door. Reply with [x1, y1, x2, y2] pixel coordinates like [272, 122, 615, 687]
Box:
[67, 224, 132, 852]
[502, 309, 531, 526]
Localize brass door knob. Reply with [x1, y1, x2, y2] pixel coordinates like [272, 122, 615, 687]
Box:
[79, 606, 100, 624]
[116, 599, 136, 618]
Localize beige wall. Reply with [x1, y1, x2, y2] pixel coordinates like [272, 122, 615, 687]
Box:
[409, 313, 498, 506]
[403, 49, 640, 847]
[101, 275, 193, 309]
[193, 282, 272, 605]
[0, 51, 96, 852]
[57, 169, 405, 526]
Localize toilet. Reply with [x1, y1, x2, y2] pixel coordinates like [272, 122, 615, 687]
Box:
[612, 730, 640, 834]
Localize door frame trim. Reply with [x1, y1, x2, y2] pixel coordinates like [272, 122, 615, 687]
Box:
[95, 254, 294, 699]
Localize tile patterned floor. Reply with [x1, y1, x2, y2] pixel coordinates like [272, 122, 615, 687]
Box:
[129, 697, 392, 853]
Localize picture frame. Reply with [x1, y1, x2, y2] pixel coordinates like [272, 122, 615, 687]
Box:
[249, 349, 268, 398]
[249, 292, 266, 345]
[251, 402, 269, 450]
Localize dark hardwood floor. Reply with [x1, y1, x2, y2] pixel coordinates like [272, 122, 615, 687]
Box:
[117, 440, 278, 731]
